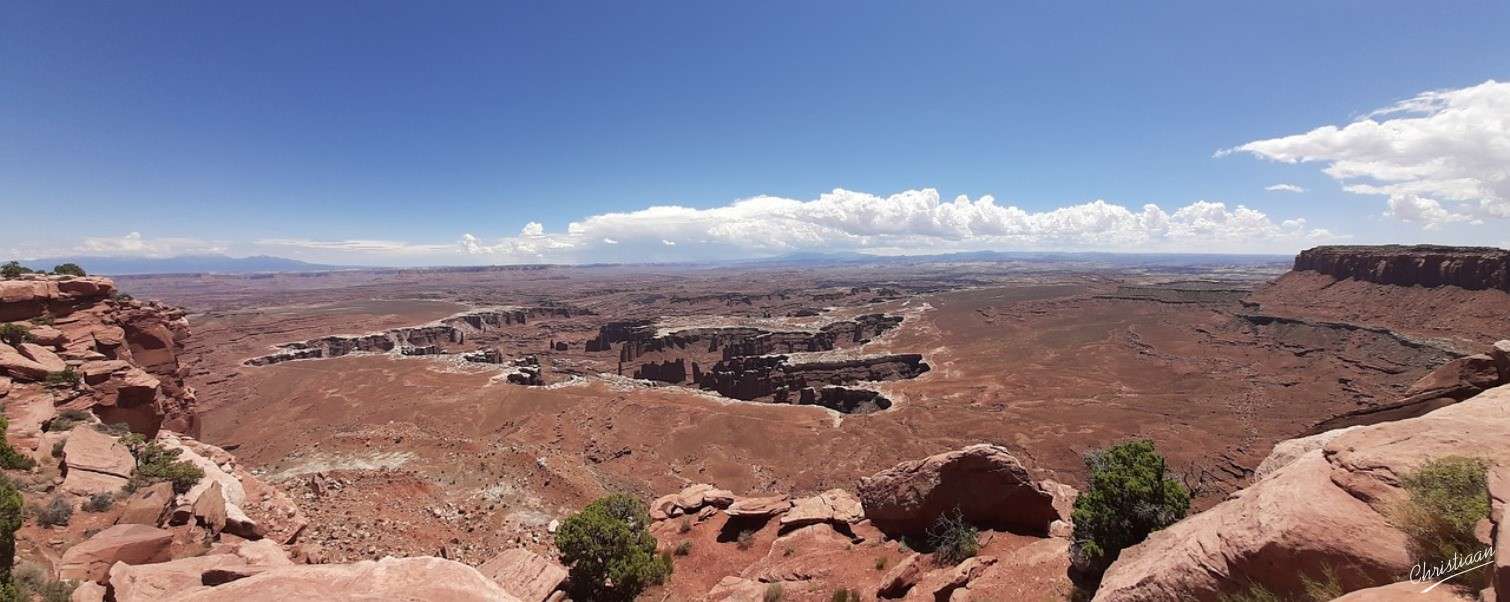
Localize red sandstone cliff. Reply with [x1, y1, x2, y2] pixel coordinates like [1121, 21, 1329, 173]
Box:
[1294, 245, 1510, 291]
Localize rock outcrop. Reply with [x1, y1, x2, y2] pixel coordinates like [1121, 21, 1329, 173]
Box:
[245, 306, 590, 366]
[1094, 382, 1510, 601]
[1293, 245, 1510, 292]
[164, 556, 521, 601]
[60, 426, 136, 495]
[58, 524, 175, 582]
[858, 444, 1073, 536]
[478, 548, 569, 602]
[1, 275, 197, 435]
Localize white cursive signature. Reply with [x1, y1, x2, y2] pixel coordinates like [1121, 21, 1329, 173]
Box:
[1409, 546, 1494, 593]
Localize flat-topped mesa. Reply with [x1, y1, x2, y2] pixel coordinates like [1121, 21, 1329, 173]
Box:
[600, 313, 904, 365]
[244, 306, 586, 366]
[1294, 244, 1510, 291]
[697, 353, 928, 411]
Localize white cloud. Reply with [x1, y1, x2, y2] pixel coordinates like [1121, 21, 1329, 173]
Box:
[453, 188, 1341, 261]
[1265, 184, 1306, 193]
[76, 232, 227, 257]
[520, 222, 545, 237]
[255, 238, 455, 255]
[1221, 80, 1510, 227]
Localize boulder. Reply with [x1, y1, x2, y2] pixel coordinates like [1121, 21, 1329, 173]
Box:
[70, 581, 107, 602]
[904, 555, 997, 602]
[1490, 466, 1508, 602]
[877, 553, 924, 599]
[81, 359, 131, 385]
[1096, 383, 1510, 601]
[724, 495, 792, 518]
[116, 481, 176, 526]
[56, 277, 113, 299]
[26, 324, 67, 347]
[858, 444, 1069, 536]
[650, 494, 682, 520]
[0, 344, 49, 380]
[57, 524, 174, 582]
[1405, 353, 1503, 397]
[165, 556, 521, 601]
[93, 325, 126, 349]
[18, 342, 66, 373]
[1254, 425, 1362, 478]
[675, 483, 717, 509]
[1494, 340, 1510, 382]
[780, 488, 864, 528]
[193, 480, 230, 534]
[61, 427, 135, 495]
[478, 548, 568, 601]
[0, 280, 52, 321]
[107, 554, 251, 602]
[704, 576, 768, 601]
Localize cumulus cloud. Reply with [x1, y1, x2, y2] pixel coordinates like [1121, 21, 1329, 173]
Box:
[453, 188, 1341, 262]
[1265, 184, 1306, 193]
[1221, 80, 1510, 227]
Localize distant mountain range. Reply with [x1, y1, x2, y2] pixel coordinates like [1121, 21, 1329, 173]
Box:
[16, 255, 350, 276]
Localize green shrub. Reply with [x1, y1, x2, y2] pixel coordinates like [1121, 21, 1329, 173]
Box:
[673, 541, 692, 556]
[10, 563, 74, 602]
[82, 493, 113, 513]
[0, 263, 33, 280]
[32, 497, 70, 528]
[1216, 567, 1342, 602]
[926, 508, 979, 566]
[0, 477, 21, 580]
[43, 410, 91, 432]
[874, 556, 887, 570]
[50, 264, 85, 278]
[43, 369, 79, 389]
[0, 419, 33, 471]
[1070, 440, 1189, 580]
[555, 493, 671, 601]
[1394, 456, 1491, 587]
[0, 324, 28, 347]
[130, 443, 205, 494]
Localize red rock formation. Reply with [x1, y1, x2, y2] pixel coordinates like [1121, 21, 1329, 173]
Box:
[1294, 245, 1510, 291]
[858, 444, 1074, 537]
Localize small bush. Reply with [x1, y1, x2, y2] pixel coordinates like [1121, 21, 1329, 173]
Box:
[874, 556, 887, 570]
[11, 563, 75, 602]
[0, 325, 28, 347]
[0, 262, 33, 280]
[0, 419, 33, 471]
[82, 493, 113, 513]
[1070, 440, 1189, 581]
[555, 493, 671, 601]
[673, 541, 692, 556]
[44, 410, 92, 432]
[49, 441, 64, 458]
[1393, 456, 1491, 587]
[763, 582, 783, 602]
[33, 497, 71, 528]
[830, 588, 860, 602]
[50, 264, 85, 278]
[677, 518, 691, 533]
[130, 443, 205, 494]
[43, 370, 80, 389]
[26, 316, 52, 326]
[736, 530, 754, 550]
[927, 508, 979, 566]
[0, 477, 22, 580]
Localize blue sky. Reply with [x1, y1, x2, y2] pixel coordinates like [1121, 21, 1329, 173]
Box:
[4, 2, 1509, 265]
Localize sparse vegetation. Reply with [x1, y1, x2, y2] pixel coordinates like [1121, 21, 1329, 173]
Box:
[830, 588, 860, 602]
[32, 496, 71, 528]
[1070, 439, 1189, 582]
[763, 582, 783, 602]
[129, 442, 205, 494]
[674, 540, 692, 556]
[1393, 456, 1491, 588]
[677, 517, 691, 533]
[82, 493, 114, 513]
[736, 529, 755, 550]
[0, 262, 33, 280]
[43, 410, 92, 432]
[9, 563, 74, 602]
[874, 556, 888, 570]
[0, 419, 34, 471]
[554, 493, 671, 601]
[0, 324, 29, 347]
[43, 369, 80, 389]
[50, 264, 85, 278]
[0, 477, 21, 581]
[1216, 568, 1342, 602]
[926, 507, 979, 566]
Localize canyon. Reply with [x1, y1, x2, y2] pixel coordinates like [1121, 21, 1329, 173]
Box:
[1, 244, 1507, 600]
